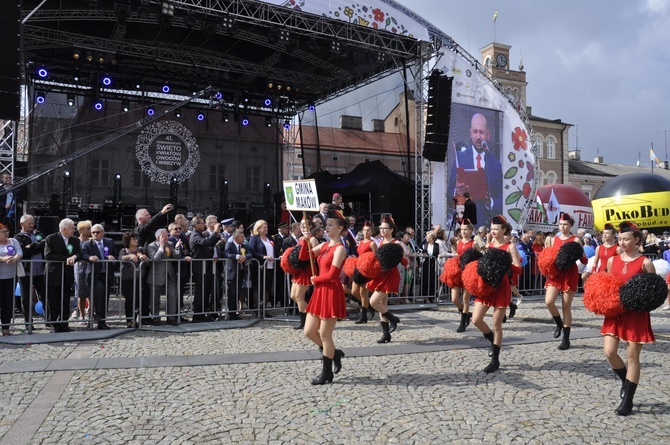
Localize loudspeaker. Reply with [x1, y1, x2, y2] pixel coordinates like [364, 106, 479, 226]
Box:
[422, 71, 453, 162]
[0, 3, 21, 121]
[36, 216, 59, 236]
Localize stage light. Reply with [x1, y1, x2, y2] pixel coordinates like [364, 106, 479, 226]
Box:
[197, 112, 205, 121]
[265, 117, 272, 127]
[161, 1, 175, 16]
[35, 92, 46, 104]
[67, 94, 75, 107]
[115, 173, 121, 180]
[222, 112, 229, 123]
[214, 91, 223, 100]
[98, 55, 105, 64]
[37, 67, 48, 78]
[264, 98, 272, 106]
[162, 84, 170, 93]
[242, 117, 249, 126]
[135, 82, 141, 89]
[102, 75, 112, 86]
[73, 50, 81, 60]
[147, 107, 155, 116]
[122, 101, 130, 112]
[308, 104, 315, 112]
[94, 100, 104, 110]
[284, 120, 291, 130]
[174, 108, 181, 118]
[64, 171, 70, 177]
[86, 51, 94, 62]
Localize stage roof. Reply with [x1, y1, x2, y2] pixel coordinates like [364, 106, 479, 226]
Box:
[22, 0, 434, 116]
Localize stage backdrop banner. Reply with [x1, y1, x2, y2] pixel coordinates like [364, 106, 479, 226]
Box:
[283, 179, 320, 211]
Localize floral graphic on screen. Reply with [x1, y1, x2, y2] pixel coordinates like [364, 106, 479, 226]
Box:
[504, 127, 533, 222]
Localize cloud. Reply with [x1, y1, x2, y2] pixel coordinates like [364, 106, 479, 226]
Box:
[641, 0, 670, 15]
[555, 41, 605, 69]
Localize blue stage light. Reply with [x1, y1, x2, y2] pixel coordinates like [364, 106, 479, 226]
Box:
[162, 84, 170, 93]
[35, 93, 46, 104]
[242, 117, 249, 126]
[94, 100, 104, 110]
[283, 120, 291, 130]
[214, 92, 223, 100]
[102, 75, 112, 86]
[147, 107, 155, 116]
[308, 104, 315, 112]
[264, 98, 272, 106]
[197, 112, 205, 121]
[37, 68, 48, 78]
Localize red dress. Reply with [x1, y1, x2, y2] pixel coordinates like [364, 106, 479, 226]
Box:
[474, 242, 511, 308]
[357, 239, 375, 256]
[291, 238, 315, 286]
[366, 240, 407, 293]
[456, 239, 474, 256]
[306, 243, 347, 319]
[595, 244, 617, 273]
[546, 236, 580, 292]
[601, 256, 655, 343]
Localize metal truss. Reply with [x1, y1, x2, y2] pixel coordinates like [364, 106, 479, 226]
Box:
[0, 121, 15, 178]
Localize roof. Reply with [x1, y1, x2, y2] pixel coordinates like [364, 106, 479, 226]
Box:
[295, 126, 411, 156]
[569, 160, 670, 180]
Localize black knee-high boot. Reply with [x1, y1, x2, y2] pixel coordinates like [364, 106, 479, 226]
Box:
[484, 345, 500, 373]
[333, 349, 345, 374]
[615, 380, 637, 416]
[294, 311, 307, 330]
[382, 311, 400, 333]
[311, 356, 334, 385]
[558, 327, 571, 350]
[508, 302, 517, 319]
[354, 307, 368, 324]
[613, 367, 627, 399]
[377, 321, 391, 343]
[552, 315, 563, 338]
[367, 306, 375, 321]
[483, 330, 494, 357]
[456, 311, 468, 332]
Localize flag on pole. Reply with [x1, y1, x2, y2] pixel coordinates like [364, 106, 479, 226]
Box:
[546, 189, 561, 224]
[650, 148, 661, 166]
[535, 194, 548, 224]
[493, 10, 498, 23]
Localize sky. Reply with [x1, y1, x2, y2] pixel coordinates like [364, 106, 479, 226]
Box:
[311, 0, 670, 167]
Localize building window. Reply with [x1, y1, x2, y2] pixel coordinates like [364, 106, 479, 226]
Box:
[546, 137, 556, 160]
[545, 171, 558, 185]
[245, 166, 261, 192]
[209, 164, 226, 190]
[91, 159, 109, 186]
[534, 135, 544, 158]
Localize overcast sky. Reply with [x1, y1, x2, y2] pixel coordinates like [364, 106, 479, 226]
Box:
[312, 0, 670, 167]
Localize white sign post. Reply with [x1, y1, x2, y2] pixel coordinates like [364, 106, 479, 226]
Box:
[283, 179, 319, 212]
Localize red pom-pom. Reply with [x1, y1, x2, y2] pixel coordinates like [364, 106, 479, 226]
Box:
[667, 273, 670, 286]
[461, 261, 495, 299]
[342, 257, 357, 278]
[440, 256, 463, 288]
[357, 251, 382, 279]
[280, 247, 301, 275]
[583, 272, 625, 317]
[538, 245, 560, 278]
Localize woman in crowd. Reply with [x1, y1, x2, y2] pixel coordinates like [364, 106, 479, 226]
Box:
[452, 220, 478, 332]
[582, 223, 619, 281]
[471, 215, 521, 373]
[421, 231, 441, 305]
[73, 220, 92, 322]
[119, 231, 149, 328]
[301, 210, 348, 384]
[531, 232, 546, 289]
[289, 217, 319, 329]
[248, 220, 276, 312]
[0, 224, 22, 335]
[601, 221, 655, 416]
[368, 216, 407, 343]
[352, 221, 377, 324]
[545, 213, 586, 351]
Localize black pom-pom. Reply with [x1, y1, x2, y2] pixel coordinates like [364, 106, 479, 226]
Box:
[477, 248, 512, 288]
[555, 242, 583, 271]
[459, 248, 483, 270]
[352, 268, 369, 285]
[288, 244, 309, 270]
[376, 243, 404, 271]
[619, 273, 668, 312]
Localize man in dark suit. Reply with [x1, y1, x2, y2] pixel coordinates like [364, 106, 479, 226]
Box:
[189, 215, 220, 322]
[462, 192, 478, 225]
[45, 218, 81, 332]
[146, 228, 182, 325]
[168, 222, 191, 313]
[223, 230, 251, 320]
[14, 214, 47, 331]
[81, 224, 117, 330]
[272, 222, 290, 307]
[448, 113, 503, 227]
[134, 203, 172, 325]
[282, 222, 301, 251]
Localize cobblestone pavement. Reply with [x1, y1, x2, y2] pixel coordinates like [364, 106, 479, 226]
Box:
[1, 296, 669, 444]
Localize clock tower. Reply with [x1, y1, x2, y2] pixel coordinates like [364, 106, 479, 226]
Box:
[480, 42, 528, 112]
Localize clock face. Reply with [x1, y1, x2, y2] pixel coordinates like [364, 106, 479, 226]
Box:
[496, 54, 507, 67]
